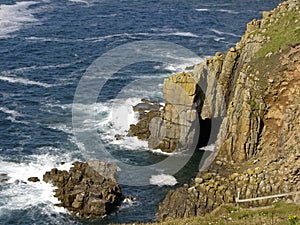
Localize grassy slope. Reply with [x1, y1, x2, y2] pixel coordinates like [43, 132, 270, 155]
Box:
[251, 5, 300, 82]
[116, 202, 300, 225]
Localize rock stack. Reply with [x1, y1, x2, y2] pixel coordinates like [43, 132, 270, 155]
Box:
[148, 72, 204, 152]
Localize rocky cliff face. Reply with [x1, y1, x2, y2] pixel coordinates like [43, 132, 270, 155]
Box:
[158, 0, 300, 220]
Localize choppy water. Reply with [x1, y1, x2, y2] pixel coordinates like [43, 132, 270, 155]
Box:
[0, 0, 280, 224]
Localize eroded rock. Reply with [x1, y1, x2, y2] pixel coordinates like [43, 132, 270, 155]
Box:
[43, 161, 123, 218]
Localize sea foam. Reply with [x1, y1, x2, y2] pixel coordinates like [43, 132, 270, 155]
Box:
[0, 154, 74, 216]
[149, 174, 177, 187]
[0, 1, 39, 38]
[0, 76, 53, 88]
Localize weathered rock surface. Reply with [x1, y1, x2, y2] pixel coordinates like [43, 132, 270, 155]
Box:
[130, 70, 216, 152]
[129, 72, 207, 152]
[158, 0, 300, 220]
[43, 161, 123, 218]
[148, 72, 204, 152]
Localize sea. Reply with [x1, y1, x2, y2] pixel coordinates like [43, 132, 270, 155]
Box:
[0, 0, 281, 224]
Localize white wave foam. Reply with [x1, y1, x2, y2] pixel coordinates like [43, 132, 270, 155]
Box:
[26, 36, 74, 42]
[210, 28, 240, 38]
[28, 30, 198, 44]
[149, 174, 177, 186]
[110, 98, 140, 133]
[149, 28, 199, 38]
[69, 0, 94, 6]
[84, 33, 133, 42]
[149, 148, 180, 156]
[163, 56, 202, 72]
[195, 8, 239, 14]
[120, 197, 139, 209]
[0, 1, 39, 38]
[216, 9, 239, 14]
[72, 98, 150, 151]
[195, 8, 210, 12]
[0, 75, 53, 88]
[84, 30, 199, 42]
[112, 136, 148, 150]
[0, 154, 74, 216]
[200, 144, 215, 151]
[97, 98, 150, 150]
[0, 106, 28, 124]
[1, 62, 78, 76]
[214, 37, 226, 42]
[162, 32, 199, 38]
[48, 123, 73, 134]
[0, 107, 22, 118]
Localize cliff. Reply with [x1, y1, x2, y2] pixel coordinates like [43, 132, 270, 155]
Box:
[157, 0, 300, 220]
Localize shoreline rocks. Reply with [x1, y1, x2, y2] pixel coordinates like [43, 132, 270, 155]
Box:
[43, 161, 123, 218]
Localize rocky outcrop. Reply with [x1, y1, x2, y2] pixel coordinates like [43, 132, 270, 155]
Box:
[129, 71, 206, 152]
[128, 99, 162, 141]
[43, 161, 123, 218]
[158, 0, 300, 220]
[149, 72, 205, 152]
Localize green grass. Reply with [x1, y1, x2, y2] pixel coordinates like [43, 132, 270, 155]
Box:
[255, 9, 300, 59]
[245, 7, 300, 108]
[113, 202, 300, 225]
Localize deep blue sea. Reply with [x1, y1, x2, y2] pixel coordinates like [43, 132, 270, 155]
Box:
[0, 0, 281, 224]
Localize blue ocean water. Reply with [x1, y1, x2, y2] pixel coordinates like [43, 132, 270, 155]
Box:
[0, 0, 280, 224]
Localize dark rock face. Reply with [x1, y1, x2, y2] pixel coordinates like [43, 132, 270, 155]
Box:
[43, 161, 123, 218]
[28, 177, 40, 182]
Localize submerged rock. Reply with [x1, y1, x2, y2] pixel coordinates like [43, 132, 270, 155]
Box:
[43, 161, 123, 218]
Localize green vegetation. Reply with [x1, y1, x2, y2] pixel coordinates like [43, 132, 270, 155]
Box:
[256, 9, 300, 59]
[246, 6, 300, 113]
[289, 215, 299, 225]
[250, 7, 300, 84]
[115, 202, 300, 225]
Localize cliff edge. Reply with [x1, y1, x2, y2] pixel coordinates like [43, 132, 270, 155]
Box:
[158, 0, 300, 220]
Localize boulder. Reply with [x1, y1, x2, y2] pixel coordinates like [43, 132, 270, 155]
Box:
[43, 161, 123, 218]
